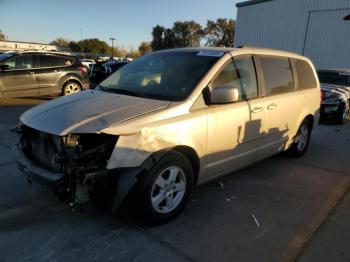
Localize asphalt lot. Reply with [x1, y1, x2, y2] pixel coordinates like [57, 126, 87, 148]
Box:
[0, 97, 349, 262]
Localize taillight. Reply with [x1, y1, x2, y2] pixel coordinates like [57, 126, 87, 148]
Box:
[320, 91, 323, 103]
[78, 66, 88, 74]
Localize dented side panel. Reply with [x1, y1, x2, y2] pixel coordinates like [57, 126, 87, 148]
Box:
[106, 110, 207, 180]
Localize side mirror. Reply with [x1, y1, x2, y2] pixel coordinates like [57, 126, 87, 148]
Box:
[0, 64, 10, 71]
[210, 86, 240, 104]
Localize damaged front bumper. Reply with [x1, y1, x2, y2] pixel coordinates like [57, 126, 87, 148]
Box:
[13, 144, 64, 185]
[12, 125, 145, 210]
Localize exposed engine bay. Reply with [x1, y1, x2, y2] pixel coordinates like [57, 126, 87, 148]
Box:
[19, 125, 119, 206]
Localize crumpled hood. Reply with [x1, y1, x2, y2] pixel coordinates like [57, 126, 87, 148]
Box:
[20, 90, 170, 136]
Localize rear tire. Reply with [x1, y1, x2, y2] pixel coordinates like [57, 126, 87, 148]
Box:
[337, 103, 348, 125]
[287, 119, 312, 157]
[62, 82, 81, 96]
[136, 151, 194, 225]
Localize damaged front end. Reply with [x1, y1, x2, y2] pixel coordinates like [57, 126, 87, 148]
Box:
[16, 125, 120, 206]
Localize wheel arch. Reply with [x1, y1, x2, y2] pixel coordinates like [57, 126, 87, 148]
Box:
[171, 146, 200, 183]
[304, 114, 314, 129]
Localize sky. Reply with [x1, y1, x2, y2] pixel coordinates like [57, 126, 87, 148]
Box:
[0, 0, 242, 49]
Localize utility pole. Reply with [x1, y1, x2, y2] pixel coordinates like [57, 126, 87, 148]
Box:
[109, 37, 116, 59]
[80, 28, 85, 59]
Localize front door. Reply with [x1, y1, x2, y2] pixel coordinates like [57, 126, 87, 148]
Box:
[205, 56, 265, 179]
[0, 54, 38, 97]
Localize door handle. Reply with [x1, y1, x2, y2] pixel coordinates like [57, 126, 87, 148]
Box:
[267, 103, 277, 110]
[251, 106, 263, 113]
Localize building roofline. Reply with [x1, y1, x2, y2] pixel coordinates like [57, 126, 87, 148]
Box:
[0, 39, 57, 46]
[236, 0, 274, 8]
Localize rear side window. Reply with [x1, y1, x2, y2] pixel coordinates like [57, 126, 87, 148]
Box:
[38, 55, 74, 68]
[259, 56, 294, 96]
[211, 57, 258, 100]
[293, 59, 317, 90]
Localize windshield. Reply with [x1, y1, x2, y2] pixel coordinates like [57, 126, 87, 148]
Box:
[99, 51, 221, 101]
[318, 72, 350, 86]
[0, 51, 17, 62]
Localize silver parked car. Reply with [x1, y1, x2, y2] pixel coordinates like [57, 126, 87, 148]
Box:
[14, 47, 320, 224]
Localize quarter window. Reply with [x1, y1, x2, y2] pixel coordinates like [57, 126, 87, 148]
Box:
[211, 57, 258, 100]
[293, 59, 317, 90]
[39, 55, 74, 67]
[259, 56, 294, 95]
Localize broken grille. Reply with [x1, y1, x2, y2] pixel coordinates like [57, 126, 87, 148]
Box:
[20, 125, 118, 174]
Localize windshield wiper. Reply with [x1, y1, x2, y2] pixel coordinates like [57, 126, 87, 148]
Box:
[98, 85, 172, 101]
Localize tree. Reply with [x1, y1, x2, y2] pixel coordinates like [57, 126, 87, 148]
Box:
[68, 41, 81, 52]
[151, 21, 204, 50]
[50, 38, 70, 47]
[112, 46, 125, 57]
[0, 30, 5, 41]
[138, 42, 152, 55]
[77, 38, 109, 54]
[172, 21, 203, 47]
[126, 48, 140, 58]
[205, 18, 235, 47]
[151, 25, 165, 51]
[163, 29, 177, 49]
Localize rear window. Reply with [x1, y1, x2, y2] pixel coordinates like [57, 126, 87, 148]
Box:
[259, 56, 294, 96]
[38, 55, 74, 67]
[292, 59, 317, 90]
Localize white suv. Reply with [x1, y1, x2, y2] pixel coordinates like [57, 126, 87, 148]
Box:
[15, 47, 320, 224]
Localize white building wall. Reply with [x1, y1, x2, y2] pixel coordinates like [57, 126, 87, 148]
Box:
[235, 0, 350, 69]
[0, 41, 70, 52]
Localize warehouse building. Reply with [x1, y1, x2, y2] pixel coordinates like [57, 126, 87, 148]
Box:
[0, 40, 70, 53]
[235, 0, 350, 69]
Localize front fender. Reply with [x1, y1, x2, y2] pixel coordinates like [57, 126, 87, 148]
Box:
[106, 113, 207, 169]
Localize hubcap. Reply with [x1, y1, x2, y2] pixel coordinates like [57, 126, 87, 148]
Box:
[295, 124, 309, 152]
[64, 83, 80, 95]
[151, 166, 187, 214]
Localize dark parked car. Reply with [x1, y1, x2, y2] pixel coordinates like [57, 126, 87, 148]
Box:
[320, 84, 350, 124]
[89, 61, 129, 87]
[318, 69, 350, 124]
[0, 51, 90, 97]
[318, 69, 350, 86]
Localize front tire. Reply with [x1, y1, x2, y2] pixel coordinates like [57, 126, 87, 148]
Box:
[287, 119, 312, 157]
[136, 151, 194, 225]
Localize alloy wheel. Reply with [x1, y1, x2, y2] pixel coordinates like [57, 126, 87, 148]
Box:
[151, 166, 187, 214]
[63, 83, 81, 95]
[296, 124, 309, 152]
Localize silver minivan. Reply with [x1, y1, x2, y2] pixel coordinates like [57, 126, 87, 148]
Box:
[14, 47, 320, 224]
